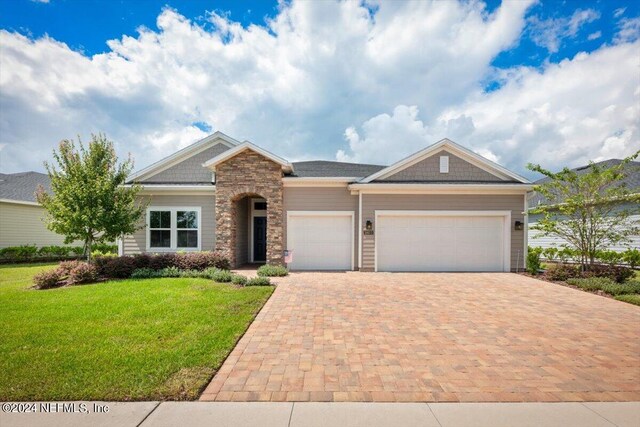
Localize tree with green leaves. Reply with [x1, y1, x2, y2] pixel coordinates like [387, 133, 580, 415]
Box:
[527, 151, 640, 270]
[37, 134, 145, 260]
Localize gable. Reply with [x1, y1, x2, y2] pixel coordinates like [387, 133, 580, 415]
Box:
[360, 138, 529, 184]
[140, 144, 230, 183]
[378, 150, 505, 182]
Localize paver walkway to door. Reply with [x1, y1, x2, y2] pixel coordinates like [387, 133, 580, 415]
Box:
[201, 272, 640, 402]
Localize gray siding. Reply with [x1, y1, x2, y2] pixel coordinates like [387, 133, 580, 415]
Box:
[0, 202, 81, 248]
[123, 195, 216, 254]
[528, 212, 640, 253]
[380, 150, 503, 182]
[142, 144, 230, 183]
[283, 186, 358, 269]
[361, 194, 525, 271]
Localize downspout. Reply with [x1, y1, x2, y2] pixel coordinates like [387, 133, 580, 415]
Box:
[358, 191, 362, 271]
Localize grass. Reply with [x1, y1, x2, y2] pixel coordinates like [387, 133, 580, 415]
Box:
[0, 263, 273, 401]
[615, 294, 640, 306]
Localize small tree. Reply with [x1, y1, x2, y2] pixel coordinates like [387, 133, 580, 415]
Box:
[37, 134, 144, 260]
[527, 152, 640, 270]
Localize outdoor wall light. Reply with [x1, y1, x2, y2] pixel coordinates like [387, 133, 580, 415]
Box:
[365, 220, 373, 230]
[514, 220, 523, 230]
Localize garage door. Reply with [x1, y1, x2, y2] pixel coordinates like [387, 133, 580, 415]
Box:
[376, 212, 508, 272]
[287, 212, 353, 270]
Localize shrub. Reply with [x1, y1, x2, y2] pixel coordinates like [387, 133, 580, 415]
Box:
[583, 264, 634, 283]
[92, 243, 118, 254]
[158, 266, 181, 277]
[34, 268, 64, 289]
[557, 247, 578, 263]
[567, 277, 616, 291]
[0, 244, 38, 259]
[545, 263, 580, 281]
[257, 264, 289, 277]
[622, 248, 640, 269]
[600, 282, 640, 296]
[38, 245, 70, 257]
[131, 268, 158, 279]
[526, 247, 543, 275]
[58, 260, 83, 275]
[211, 269, 234, 283]
[542, 247, 558, 261]
[103, 256, 138, 278]
[68, 263, 98, 285]
[246, 277, 271, 286]
[132, 253, 153, 269]
[174, 251, 230, 271]
[614, 294, 640, 306]
[595, 250, 623, 266]
[232, 274, 248, 286]
[566, 277, 640, 295]
[148, 253, 176, 270]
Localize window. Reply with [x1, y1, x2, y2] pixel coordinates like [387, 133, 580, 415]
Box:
[254, 201, 267, 210]
[149, 211, 171, 248]
[177, 210, 198, 248]
[147, 207, 201, 251]
[439, 155, 449, 173]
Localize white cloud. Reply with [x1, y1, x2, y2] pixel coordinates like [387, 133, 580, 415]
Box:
[614, 8, 626, 18]
[527, 8, 600, 53]
[1, 0, 638, 181]
[339, 41, 640, 175]
[0, 0, 535, 174]
[587, 31, 601, 40]
[615, 17, 640, 43]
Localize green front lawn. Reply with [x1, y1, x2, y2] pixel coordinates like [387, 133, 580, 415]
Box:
[0, 263, 273, 401]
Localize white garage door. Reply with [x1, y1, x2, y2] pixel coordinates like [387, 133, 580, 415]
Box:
[287, 212, 353, 270]
[376, 212, 508, 272]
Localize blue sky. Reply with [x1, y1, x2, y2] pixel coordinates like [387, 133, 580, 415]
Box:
[0, 0, 638, 178]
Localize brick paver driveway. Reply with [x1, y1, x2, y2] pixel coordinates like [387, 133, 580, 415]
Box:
[201, 272, 640, 402]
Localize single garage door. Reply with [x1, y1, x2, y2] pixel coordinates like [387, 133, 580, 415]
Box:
[287, 212, 354, 270]
[376, 212, 508, 272]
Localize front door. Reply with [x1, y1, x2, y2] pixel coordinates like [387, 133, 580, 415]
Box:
[253, 217, 267, 262]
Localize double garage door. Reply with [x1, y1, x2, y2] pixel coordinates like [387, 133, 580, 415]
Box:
[376, 212, 509, 272]
[286, 210, 509, 272]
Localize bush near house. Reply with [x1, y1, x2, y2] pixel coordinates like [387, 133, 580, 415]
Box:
[257, 264, 289, 277]
[0, 244, 112, 263]
[31, 251, 275, 289]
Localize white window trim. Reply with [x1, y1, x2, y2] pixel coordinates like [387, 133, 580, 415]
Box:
[146, 206, 202, 252]
[374, 210, 511, 272]
[440, 155, 449, 173]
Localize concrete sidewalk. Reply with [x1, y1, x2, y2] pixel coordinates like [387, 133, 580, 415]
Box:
[2, 401, 639, 427]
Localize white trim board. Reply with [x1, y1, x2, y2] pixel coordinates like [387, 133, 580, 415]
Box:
[373, 210, 512, 272]
[359, 138, 530, 184]
[146, 206, 202, 252]
[203, 141, 293, 173]
[0, 198, 41, 206]
[286, 210, 355, 271]
[128, 131, 240, 182]
[348, 183, 532, 195]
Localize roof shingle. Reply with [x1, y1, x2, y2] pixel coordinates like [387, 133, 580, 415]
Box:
[0, 172, 50, 203]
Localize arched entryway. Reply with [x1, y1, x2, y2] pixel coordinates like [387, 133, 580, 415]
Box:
[230, 193, 267, 266]
[213, 149, 285, 268]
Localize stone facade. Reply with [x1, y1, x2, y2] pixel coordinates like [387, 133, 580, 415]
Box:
[379, 149, 503, 182]
[215, 150, 284, 267]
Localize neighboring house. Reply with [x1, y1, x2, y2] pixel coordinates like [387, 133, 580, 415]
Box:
[124, 132, 532, 272]
[0, 172, 65, 248]
[528, 159, 640, 252]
